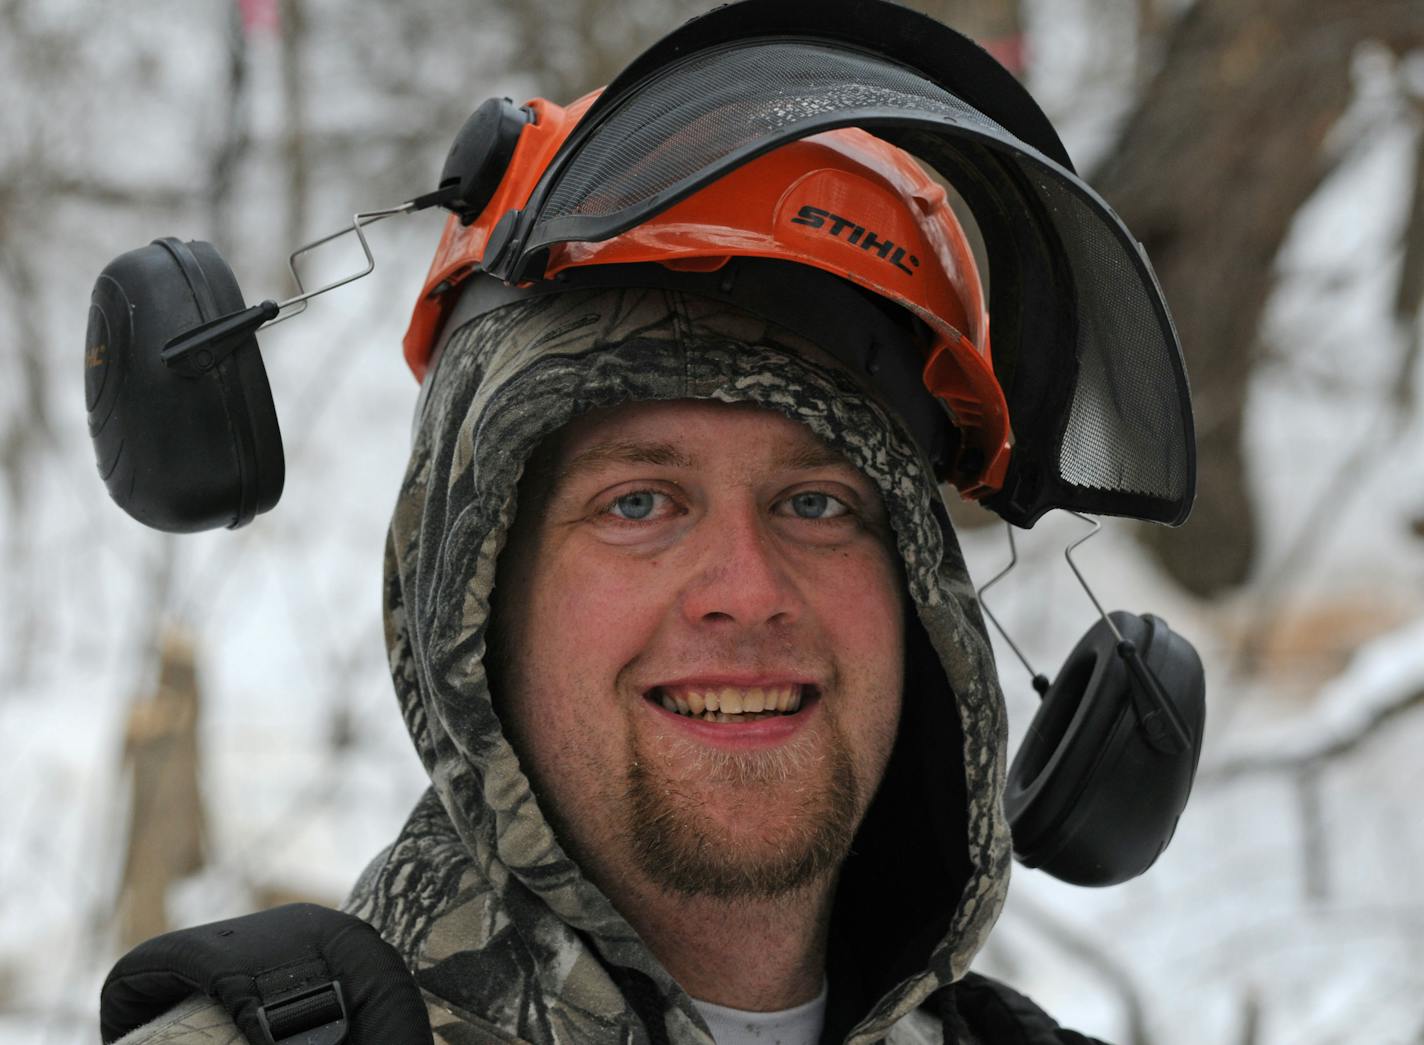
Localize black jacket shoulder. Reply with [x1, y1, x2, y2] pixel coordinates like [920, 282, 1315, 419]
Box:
[945, 973, 1112, 1045]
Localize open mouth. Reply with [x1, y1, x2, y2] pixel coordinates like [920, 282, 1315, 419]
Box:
[647, 683, 817, 723]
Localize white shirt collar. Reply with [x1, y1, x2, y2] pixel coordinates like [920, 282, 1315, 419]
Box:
[690, 981, 829, 1045]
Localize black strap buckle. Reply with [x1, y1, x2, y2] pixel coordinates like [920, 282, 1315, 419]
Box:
[256, 980, 349, 1045]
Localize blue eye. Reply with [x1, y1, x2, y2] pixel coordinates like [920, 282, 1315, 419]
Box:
[786, 492, 848, 519]
[609, 491, 659, 520]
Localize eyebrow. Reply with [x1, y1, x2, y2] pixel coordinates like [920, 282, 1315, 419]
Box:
[557, 436, 854, 486]
[558, 440, 694, 483]
[776, 442, 852, 472]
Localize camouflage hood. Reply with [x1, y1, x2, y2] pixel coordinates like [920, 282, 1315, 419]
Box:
[346, 284, 1013, 1044]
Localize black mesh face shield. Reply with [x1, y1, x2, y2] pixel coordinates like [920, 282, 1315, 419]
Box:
[479, 0, 1195, 529]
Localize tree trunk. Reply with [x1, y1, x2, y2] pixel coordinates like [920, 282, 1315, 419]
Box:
[1093, 0, 1422, 596]
[915, 0, 1024, 71]
[117, 631, 208, 950]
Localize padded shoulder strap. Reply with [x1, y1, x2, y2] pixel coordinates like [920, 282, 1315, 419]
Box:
[100, 903, 431, 1045]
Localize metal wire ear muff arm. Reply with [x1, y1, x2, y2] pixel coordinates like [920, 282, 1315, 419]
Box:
[161, 201, 428, 378]
[980, 512, 1195, 752]
[266, 201, 420, 326]
[1064, 512, 1192, 754]
[976, 524, 1051, 696]
[163, 91, 524, 377]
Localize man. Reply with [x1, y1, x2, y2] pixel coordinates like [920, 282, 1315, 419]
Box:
[110, 282, 1096, 1044]
[341, 265, 1074, 1042]
[104, 2, 1197, 1041]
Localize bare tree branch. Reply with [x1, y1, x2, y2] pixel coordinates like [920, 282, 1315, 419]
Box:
[209, 3, 251, 247]
[280, 0, 309, 242]
[1236, 988, 1262, 1045]
[1391, 86, 1424, 417]
[1205, 683, 1424, 782]
[1296, 767, 1329, 902]
[0, 236, 51, 687]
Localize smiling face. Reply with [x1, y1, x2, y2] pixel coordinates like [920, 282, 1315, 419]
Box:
[490, 398, 905, 901]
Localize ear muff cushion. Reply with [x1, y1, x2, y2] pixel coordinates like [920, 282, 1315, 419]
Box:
[1005, 615, 1131, 859]
[1005, 611, 1204, 886]
[86, 240, 283, 531]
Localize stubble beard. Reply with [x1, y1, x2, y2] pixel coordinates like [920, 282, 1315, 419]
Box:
[624, 722, 862, 901]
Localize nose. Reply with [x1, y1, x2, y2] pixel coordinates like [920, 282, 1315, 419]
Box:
[680, 502, 804, 628]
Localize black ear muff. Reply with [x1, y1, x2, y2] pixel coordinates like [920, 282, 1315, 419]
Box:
[83, 98, 533, 535]
[86, 238, 284, 531]
[438, 97, 532, 225]
[1005, 611, 1205, 886]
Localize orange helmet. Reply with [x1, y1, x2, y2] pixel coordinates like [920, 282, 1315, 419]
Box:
[404, 92, 1011, 498]
[401, 0, 1195, 530]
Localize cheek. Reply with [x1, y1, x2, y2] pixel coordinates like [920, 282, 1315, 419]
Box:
[520, 550, 671, 692]
[496, 553, 660, 807]
[818, 545, 905, 732]
[821, 544, 903, 639]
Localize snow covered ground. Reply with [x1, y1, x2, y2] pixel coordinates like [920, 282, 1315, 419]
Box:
[2, 3, 1422, 1043]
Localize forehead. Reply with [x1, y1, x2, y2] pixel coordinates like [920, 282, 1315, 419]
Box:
[549, 398, 857, 477]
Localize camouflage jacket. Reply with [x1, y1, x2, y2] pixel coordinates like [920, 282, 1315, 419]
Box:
[116, 286, 1070, 1045]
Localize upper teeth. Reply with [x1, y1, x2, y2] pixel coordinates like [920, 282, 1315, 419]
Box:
[657, 684, 803, 718]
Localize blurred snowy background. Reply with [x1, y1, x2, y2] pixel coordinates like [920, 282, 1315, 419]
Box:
[1, 0, 1422, 1042]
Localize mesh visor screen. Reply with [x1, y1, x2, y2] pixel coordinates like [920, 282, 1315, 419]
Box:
[518, 39, 1193, 524]
[1029, 172, 1190, 501]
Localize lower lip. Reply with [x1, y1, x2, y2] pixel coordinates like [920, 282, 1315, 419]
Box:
[642, 694, 819, 749]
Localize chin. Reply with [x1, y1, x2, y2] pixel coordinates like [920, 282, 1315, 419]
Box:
[624, 741, 861, 901]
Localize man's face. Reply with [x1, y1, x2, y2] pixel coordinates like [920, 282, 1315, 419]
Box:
[492, 399, 904, 901]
